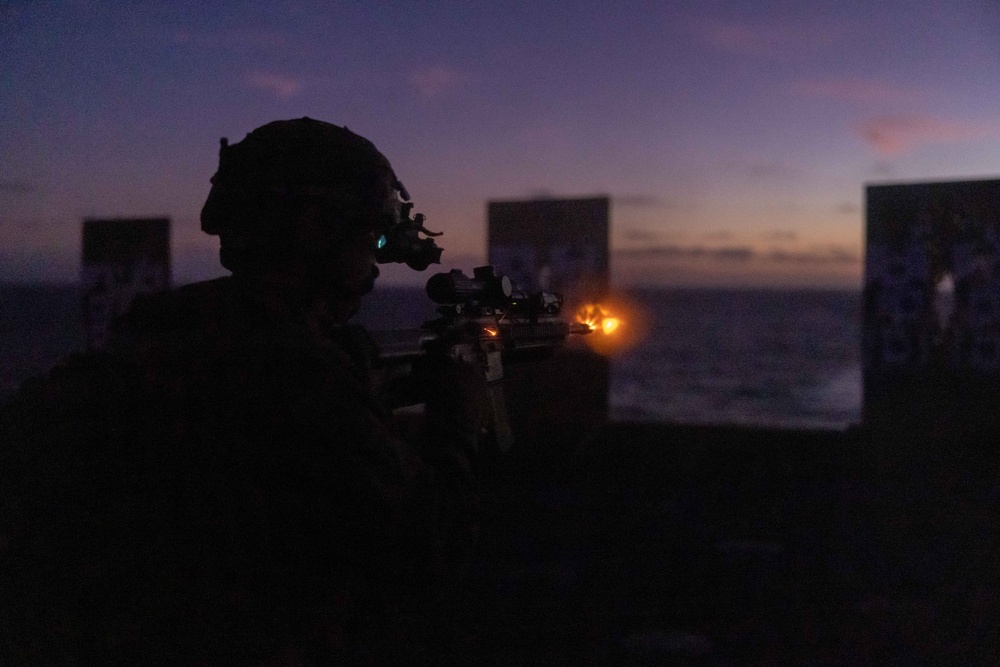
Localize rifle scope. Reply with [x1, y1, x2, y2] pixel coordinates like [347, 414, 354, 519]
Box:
[426, 266, 513, 305]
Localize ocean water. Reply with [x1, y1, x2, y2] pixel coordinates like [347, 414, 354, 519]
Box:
[1, 284, 862, 429]
[0, 285, 86, 398]
[605, 289, 861, 430]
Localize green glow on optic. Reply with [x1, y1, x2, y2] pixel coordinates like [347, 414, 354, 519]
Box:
[377, 234, 387, 249]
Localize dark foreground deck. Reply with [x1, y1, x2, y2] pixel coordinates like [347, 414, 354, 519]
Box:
[455, 422, 1000, 665]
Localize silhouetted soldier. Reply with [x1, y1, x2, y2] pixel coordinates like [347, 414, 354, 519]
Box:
[1, 118, 486, 664]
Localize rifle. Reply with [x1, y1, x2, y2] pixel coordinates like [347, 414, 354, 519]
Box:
[367, 266, 592, 452]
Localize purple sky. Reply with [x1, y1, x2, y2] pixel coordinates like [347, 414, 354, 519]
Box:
[3, 0, 1000, 287]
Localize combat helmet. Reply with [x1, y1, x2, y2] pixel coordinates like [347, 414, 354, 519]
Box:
[201, 118, 442, 272]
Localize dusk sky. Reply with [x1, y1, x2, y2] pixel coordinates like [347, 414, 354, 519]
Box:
[3, 1, 1000, 288]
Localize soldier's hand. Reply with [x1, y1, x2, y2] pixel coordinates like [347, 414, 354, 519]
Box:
[413, 355, 491, 443]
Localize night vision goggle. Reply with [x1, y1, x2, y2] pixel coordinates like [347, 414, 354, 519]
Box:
[374, 185, 443, 271]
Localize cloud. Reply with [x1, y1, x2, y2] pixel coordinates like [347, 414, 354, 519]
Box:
[620, 228, 661, 242]
[835, 202, 860, 215]
[409, 66, 467, 99]
[618, 245, 754, 261]
[761, 230, 797, 241]
[792, 77, 918, 105]
[244, 72, 302, 99]
[856, 115, 999, 156]
[613, 194, 663, 208]
[768, 247, 860, 264]
[694, 18, 841, 58]
[616, 244, 860, 265]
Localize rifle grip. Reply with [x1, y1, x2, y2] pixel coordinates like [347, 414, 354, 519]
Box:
[487, 383, 514, 453]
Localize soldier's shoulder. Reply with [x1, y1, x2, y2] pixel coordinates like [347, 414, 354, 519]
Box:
[124, 276, 237, 333]
[7, 349, 139, 416]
